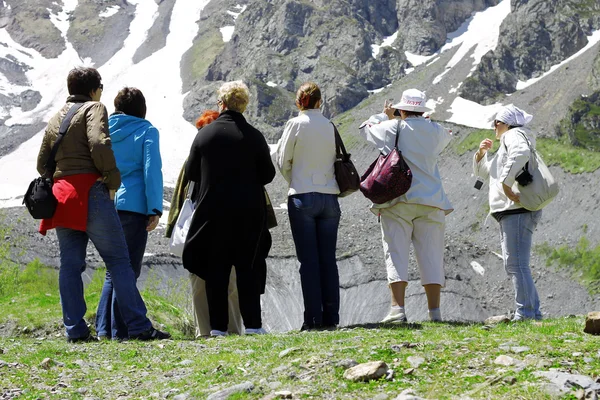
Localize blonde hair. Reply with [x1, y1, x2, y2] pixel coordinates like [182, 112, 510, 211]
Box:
[296, 82, 321, 111]
[218, 81, 250, 113]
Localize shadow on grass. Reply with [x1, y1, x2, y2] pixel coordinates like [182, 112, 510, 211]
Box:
[342, 320, 483, 331]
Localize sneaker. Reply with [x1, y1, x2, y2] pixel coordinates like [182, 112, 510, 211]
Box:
[245, 328, 267, 335]
[428, 308, 442, 322]
[210, 329, 227, 337]
[381, 308, 407, 323]
[67, 333, 98, 343]
[130, 327, 171, 341]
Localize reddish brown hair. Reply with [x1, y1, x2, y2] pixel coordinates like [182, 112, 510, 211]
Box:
[195, 110, 220, 129]
[295, 82, 321, 111]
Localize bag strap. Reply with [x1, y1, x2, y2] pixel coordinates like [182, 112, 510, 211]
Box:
[331, 122, 349, 159]
[44, 102, 86, 177]
[394, 120, 401, 149]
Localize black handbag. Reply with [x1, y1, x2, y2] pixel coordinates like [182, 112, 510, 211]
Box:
[331, 123, 360, 197]
[23, 103, 86, 219]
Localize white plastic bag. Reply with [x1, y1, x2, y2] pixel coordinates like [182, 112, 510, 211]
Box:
[169, 182, 195, 257]
[512, 131, 559, 211]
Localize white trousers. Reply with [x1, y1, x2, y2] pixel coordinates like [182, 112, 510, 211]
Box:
[379, 202, 446, 286]
[189, 269, 243, 337]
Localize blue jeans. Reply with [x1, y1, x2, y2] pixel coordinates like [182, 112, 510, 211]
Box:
[288, 192, 341, 327]
[498, 210, 543, 320]
[55, 182, 152, 340]
[96, 211, 149, 339]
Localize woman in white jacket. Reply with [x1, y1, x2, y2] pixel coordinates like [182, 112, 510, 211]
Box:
[277, 82, 341, 331]
[360, 89, 453, 323]
[473, 104, 542, 321]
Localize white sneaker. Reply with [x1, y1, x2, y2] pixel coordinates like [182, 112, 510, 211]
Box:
[245, 328, 267, 335]
[210, 330, 227, 337]
[428, 308, 442, 322]
[381, 308, 407, 323]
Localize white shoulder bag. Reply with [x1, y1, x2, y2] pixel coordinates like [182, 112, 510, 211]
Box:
[169, 182, 195, 257]
[511, 130, 559, 211]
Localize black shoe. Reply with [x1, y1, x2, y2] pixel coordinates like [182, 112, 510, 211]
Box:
[300, 322, 322, 332]
[67, 333, 98, 343]
[130, 327, 171, 341]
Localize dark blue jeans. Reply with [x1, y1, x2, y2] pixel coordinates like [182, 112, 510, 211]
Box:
[288, 192, 341, 327]
[55, 182, 152, 340]
[96, 211, 149, 339]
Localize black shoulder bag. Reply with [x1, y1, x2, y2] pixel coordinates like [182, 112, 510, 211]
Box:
[23, 103, 85, 219]
[331, 122, 360, 197]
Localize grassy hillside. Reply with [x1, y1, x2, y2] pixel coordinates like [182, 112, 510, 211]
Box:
[1, 225, 599, 399]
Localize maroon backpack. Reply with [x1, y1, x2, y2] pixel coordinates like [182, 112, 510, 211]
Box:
[359, 120, 412, 204]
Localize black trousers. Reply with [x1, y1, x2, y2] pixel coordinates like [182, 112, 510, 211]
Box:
[205, 264, 262, 332]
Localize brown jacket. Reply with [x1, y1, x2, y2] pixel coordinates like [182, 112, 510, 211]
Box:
[37, 95, 121, 190]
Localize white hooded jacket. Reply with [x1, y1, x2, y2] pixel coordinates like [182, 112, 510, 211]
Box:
[473, 128, 533, 213]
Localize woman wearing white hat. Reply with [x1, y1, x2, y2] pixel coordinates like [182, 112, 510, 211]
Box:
[360, 88, 453, 323]
[473, 104, 542, 321]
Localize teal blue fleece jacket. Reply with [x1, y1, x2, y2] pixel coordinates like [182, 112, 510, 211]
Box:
[109, 113, 163, 216]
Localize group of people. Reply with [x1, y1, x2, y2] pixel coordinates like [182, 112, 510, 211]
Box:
[36, 66, 544, 341]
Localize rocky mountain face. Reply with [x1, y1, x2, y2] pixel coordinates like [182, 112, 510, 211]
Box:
[557, 91, 600, 150]
[461, 0, 600, 104]
[183, 0, 498, 139]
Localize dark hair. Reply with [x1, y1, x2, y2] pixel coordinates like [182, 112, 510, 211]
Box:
[67, 67, 102, 96]
[195, 110, 220, 129]
[402, 110, 424, 118]
[296, 82, 321, 110]
[114, 87, 147, 119]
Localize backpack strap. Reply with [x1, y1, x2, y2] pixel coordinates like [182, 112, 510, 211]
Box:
[44, 102, 86, 178]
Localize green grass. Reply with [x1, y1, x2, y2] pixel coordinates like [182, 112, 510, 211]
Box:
[188, 26, 226, 81]
[453, 129, 494, 155]
[537, 236, 600, 294]
[1, 224, 599, 399]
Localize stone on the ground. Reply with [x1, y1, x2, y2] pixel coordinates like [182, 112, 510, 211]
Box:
[407, 356, 425, 368]
[173, 394, 188, 400]
[207, 382, 254, 400]
[393, 388, 425, 400]
[178, 360, 193, 366]
[494, 355, 517, 366]
[40, 357, 54, 370]
[485, 315, 510, 325]
[584, 312, 600, 335]
[534, 371, 600, 395]
[274, 390, 292, 399]
[279, 348, 301, 358]
[373, 394, 389, 400]
[336, 359, 358, 369]
[343, 361, 388, 382]
[510, 346, 530, 354]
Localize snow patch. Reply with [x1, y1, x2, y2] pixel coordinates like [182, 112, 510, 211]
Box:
[0, 0, 210, 207]
[449, 82, 463, 94]
[371, 31, 398, 58]
[446, 96, 503, 129]
[266, 81, 278, 87]
[405, 51, 436, 67]
[405, 67, 415, 75]
[227, 4, 247, 20]
[99, 5, 120, 19]
[426, 97, 444, 113]
[432, 0, 510, 85]
[516, 30, 600, 91]
[220, 26, 235, 42]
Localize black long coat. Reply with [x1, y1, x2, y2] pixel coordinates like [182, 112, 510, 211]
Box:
[182, 111, 276, 281]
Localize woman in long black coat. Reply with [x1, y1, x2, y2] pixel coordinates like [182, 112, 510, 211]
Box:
[182, 81, 276, 336]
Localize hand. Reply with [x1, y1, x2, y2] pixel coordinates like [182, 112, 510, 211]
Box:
[146, 215, 160, 232]
[476, 138, 493, 162]
[109, 189, 115, 201]
[383, 99, 396, 120]
[502, 183, 520, 203]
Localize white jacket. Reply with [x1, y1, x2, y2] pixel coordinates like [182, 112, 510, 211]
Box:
[359, 113, 453, 213]
[277, 109, 340, 196]
[473, 128, 533, 213]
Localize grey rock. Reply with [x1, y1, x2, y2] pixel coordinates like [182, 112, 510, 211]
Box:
[178, 360, 194, 366]
[173, 395, 189, 400]
[373, 394, 389, 400]
[494, 355, 517, 366]
[40, 357, 54, 370]
[484, 315, 511, 325]
[337, 359, 358, 369]
[267, 381, 282, 390]
[273, 391, 292, 399]
[407, 356, 425, 368]
[207, 382, 254, 400]
[278, 348, 301, 358]
[393, 388, 426, 400]
[343, 361, 388, 382]
[510, 346, 530, 354]
[533, 371, 598, 392]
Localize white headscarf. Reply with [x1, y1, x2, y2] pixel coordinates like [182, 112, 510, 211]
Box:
[494, 104, 533, 127]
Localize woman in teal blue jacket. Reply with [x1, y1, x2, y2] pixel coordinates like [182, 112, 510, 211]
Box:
[96, 87, 164, 340]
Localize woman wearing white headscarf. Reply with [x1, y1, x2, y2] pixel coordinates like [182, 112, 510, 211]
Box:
[473, 104, 543, 321]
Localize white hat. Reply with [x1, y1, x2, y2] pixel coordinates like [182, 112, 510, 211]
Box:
[392, 89, 432, 112]
[494, 104, 533, 127]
